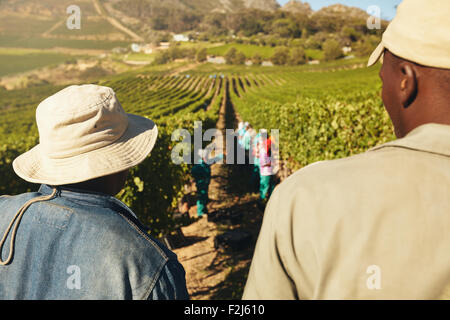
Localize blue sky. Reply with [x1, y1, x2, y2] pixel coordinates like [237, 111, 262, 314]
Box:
[277, 0, 402, 20]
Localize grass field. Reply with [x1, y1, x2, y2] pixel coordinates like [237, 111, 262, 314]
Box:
[206, 43, 327, 60]
[0, 49, 76, 77]
[49, 17, 125, 36]
[188, 56, 367, 74]
[207, 43, 276, 59]
[305, 48, 325, 60]
[0, 14, 57, 37]
[0, 7, 130, 50]
[123, 52, 155, 62]
[0, 35, 132, 50]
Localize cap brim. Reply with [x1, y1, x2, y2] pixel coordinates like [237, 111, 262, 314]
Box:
[367, 42, 385, 67]
[12, 114, 158, 185]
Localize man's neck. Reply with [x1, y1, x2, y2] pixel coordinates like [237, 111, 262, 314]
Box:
[399, 94, 450, 137]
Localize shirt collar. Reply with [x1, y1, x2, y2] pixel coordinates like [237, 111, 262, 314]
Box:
[37, 184, 137, 218]
[39, 184, 111, 203]
[369, 123, 450, 157]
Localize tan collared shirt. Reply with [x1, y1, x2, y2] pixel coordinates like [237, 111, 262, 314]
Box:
[243, 123, 450, 299]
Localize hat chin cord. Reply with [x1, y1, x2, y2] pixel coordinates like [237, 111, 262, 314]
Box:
[0, 188, 58, 266]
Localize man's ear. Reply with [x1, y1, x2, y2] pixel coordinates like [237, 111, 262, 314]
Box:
[399, 63, 418, 108]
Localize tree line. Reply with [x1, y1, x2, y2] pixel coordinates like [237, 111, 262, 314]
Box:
[115, 1, 386, 46]
[152, 36, 374, 67]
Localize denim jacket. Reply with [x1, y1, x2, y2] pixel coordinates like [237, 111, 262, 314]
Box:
[0, 184, 189, 300]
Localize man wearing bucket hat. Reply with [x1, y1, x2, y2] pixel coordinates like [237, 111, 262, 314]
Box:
[0, 84, 189, 299]
[244, 0, 450, 299]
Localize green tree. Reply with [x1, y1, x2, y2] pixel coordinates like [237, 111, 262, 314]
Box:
[252, 53, 263, 66]
[168, 45, 182, 60]
[270, 47, 290, 65]
[185, 47, 197, 60]
[289, 47, 306, 65]
[271, 19, 296, 38]
[290, 39, 304, 47]
[234, 51, 246, 65]
[225, 47, 237, 64]
[353, 35, 379, 57]
[342, 26, 361, 42]
[153, 50, 170, 65]
[151, 16, 168, 30]
[265, 36, 278, 47]
[301, 27, 309, 39]
[240, 19, 263, 37]
[304, 36, 322, 50]
[323, 39, 343, 61]
[152, 32, 170, 46]
[198, 33, 210, 41]
[196, 48, 207, 62]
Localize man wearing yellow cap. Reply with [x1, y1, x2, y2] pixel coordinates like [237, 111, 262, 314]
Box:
[243, 0, 450, 299]
[0, 85, 189, 299]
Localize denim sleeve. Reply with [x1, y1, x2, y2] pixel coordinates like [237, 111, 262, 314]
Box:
[148, 259, 190, 300]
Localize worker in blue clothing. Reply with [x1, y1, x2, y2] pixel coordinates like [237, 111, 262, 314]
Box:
[251, 129, 264, 193]
[237, 122, 248, 149]
[191, 149, 211, 217]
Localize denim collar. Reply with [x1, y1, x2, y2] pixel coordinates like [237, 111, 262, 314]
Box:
[38, 184, 137, 218]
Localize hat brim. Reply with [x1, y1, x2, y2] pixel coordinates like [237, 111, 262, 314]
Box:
[367, 42, 385, 67]
[12, 114, 158, 185]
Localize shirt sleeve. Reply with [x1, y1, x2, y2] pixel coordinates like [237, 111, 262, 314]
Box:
[242, 187, 298, 300]
[148, 259, 190, 300]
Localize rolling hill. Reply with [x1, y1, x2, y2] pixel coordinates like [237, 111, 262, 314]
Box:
[0, 0, 382, 50]
[0, 0, 282, 46]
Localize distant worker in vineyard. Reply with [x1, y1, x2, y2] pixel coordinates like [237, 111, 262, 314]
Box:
[237, 121, 244, 145]
[251, 129, 262, 193]
[258, 130, 276, 206]
[237, 121, 248, 149]
[243, 123, 256, 159]
[242, 123, 257, 189]
[244, 0, 450, 299]
[191, 149, 212, 217]
[0, 85, 189, 300]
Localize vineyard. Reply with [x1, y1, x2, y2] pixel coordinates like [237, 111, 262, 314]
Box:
[0, 60, 395, 240]
[227, 66, 395, 170]
[182, 62, 395, 171]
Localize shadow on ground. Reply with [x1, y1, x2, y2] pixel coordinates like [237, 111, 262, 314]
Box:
[207, 162, 266, 300]
[208, 203, 263, 299]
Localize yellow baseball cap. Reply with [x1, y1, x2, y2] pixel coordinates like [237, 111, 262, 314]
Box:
[368, 0, 450, 69]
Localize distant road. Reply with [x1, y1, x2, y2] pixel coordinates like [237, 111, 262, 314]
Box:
[92, 0, 144, 42]
[42, 20, 65, 37]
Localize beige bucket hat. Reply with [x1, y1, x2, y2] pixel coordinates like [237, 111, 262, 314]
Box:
[13, 84, 158, 185]
[368, 0, 450, 69]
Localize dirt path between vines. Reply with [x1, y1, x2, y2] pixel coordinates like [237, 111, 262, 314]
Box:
[173, 78, 264, 300]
